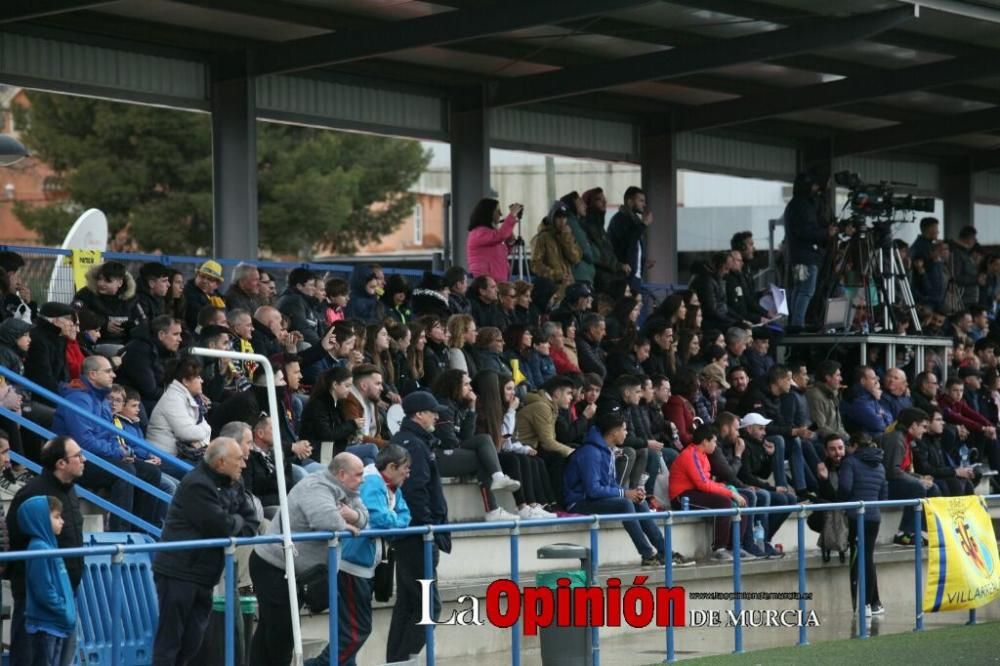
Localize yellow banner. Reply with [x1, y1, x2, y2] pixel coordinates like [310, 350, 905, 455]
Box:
[70, 249, 102, 291]
[923, 496, 1000, 612]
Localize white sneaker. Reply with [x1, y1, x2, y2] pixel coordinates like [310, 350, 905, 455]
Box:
[485, 507, 519, 522]
[517, 505, 539, 520]
[490, 475, 521, 492]
[530, 505, 557, 519]
[864, 605, 872, 618]
[712, 548, 733, 561]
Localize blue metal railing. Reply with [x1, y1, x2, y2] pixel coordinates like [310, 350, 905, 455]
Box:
[0, 497, 994, 666]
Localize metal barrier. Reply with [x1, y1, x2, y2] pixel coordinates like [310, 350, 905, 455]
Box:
[0, 496, 994, 666]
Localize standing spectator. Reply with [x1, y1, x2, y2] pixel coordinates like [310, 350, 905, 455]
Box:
[466, 198, 522, 283]
[564, 410, 670, 566]
[129, 262, 171, 337]
[837, 435, 887, 616]
[530, 202, 581, 288]
[386, 392, 450, 663]
[223, 263, 263, 314]
[580, 188, 626, 292]
[607, 186, 648, 289]
[950, 226, 981, 307]
[279, 268, 322, 345]
[7, 436, 85, 666]
[559, 191, 597, 285]
[468, 275, 508, 330]
[71, 261, 135, 347]
[669, 424, 748, 561]
[785, 171, 832, 328]
[882, 408, 941, 546]
[117, 315, 183, 413]
[153, 438, 258, 666]
[52, 356, 163, 531]
[182, 261, 226, 332]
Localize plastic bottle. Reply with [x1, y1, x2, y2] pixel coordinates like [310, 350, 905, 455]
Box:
[753, 521, 765, 550]
[960, 444, 970, 468]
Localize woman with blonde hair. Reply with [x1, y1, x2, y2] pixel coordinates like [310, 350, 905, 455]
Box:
[445, 314, 478, 375]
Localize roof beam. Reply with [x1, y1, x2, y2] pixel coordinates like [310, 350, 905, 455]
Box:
[972, 150, 1000, 172]
[677, 56, 1000, 132]
[0, 0, 114, 24]
[832, 107, 1000, 157]
[486, 6, 916, 108]
[248, 0, 656, 77]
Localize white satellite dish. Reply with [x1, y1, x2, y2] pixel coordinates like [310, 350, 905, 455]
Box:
[46, 209, 108, 303]
[386, 403, 405, 435]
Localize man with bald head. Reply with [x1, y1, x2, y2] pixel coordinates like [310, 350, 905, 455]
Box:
[880, 368, 913, 420]
[250, 452, 369, 665]
[152, 437, 259, 666]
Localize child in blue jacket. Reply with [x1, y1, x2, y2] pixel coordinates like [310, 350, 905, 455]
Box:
[18, 495, 77, 665]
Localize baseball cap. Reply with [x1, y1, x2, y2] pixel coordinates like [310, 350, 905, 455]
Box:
[739, 413, 772, 428]
[402, 391, 448, 416]
[197, 260, 224, 281]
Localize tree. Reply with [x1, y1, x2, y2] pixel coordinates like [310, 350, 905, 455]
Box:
[13, 92, 429, 256]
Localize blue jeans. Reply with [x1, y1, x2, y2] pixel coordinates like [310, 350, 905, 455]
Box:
[644, 448, 665, 495]
[12, 595, 77, 666]
[789, 263, 818, 327]
[291, 460, 327, 483]
[769, 435, 814, 492]
[571, 496, 665, 558]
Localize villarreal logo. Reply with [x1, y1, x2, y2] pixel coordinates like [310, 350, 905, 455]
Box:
[954, 515, 995, 577]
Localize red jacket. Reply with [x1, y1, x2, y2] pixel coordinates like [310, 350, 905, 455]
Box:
[669, 444, 730, 500]
[662, 394, 696, 446]
[939, 393, 991, 432]
[550, 346, 581, 375]
[467, 212, 518, 282]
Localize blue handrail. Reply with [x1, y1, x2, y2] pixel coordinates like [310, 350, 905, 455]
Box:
[0, 404, 171, 504]
[1, 496, 993, 666]
[0, 365, 193, 475]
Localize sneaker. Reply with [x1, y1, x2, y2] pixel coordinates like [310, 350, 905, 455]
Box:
[743, 543, 766, 559]
[739, 547, 760, 561]
[490, 475, 521, 492]
[485, 507, 518, 522]
[641, 554, 660, 567]
[864, 604, 873, 618]
[870, 603, 885, 616]
[796, 489, 818, 503]
[764, 543, 785, 559]
[893, 532, 915, 547]
[711, 548, 733, 562]
[517, 505, 538, 520]
[672, 551, 696, 568]
[530, 505, 557, 519]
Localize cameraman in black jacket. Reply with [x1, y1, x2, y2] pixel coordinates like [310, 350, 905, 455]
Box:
[785, 171, 833, 328]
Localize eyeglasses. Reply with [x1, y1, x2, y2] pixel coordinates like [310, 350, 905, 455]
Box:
[63, 452, 84, 461]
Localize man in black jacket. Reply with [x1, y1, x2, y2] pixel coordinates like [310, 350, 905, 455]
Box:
[183, 260, 226, 332]
[278, 268, 322, 346]
[577, 313, 608, 380]
[468, 275, 508, 329]
[128, 262, 171, 339]
[690, 252, 742, 332]
[7, 436, 85, 666]
[152, 437, 258, 666]
[785, 171, 832, 327]
[387, 392, 450, 663]
[607, 186, 648, 290]
[116, 315, 182, 414]
[24, 302, 74, 404]
[727, 232, 769, 324]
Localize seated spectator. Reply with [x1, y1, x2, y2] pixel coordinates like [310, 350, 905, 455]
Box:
[782, 360, 814, 448]
[468, 275, 508, 330]
[741, 328, 774, 381]
[52, 356, 162, 531]
[432, 369, 518, 522]
[472, 327, 511, 379]
[724, 365, 750, 408]
[252, 305, 297, 360]
[243, 415, 295, 507]
[443, 267, 471, 316]
[445, 314, 478, 376]
[939, 375, 1000, 473]
[299, 366, 362, 458]
[723, 327, 750, 369]
[516, 376, 579, 504]
[472, 370, 557, 519]
[182, 260, 226, 332]
[71, 261, 135, 347]
[382, 274, 412, 325]
[642, 318, 676, 378]
[363, 323, 400, 405]
[911, 371, 940, 415]
[726, 232, 768, 324]
[227, 309, 257, 384]
[842, 366, 893, 438]
[550, 282, 593, 332]
[195, 304, 226, 337]
[341, 364, 388, 453]
[411, 272, 452, 320]
[663, 369, 699, 447]
[690, 252, 741, 332]
[510, 281, 535, 328]
[24, 303, 74, 402]
[646, 375, 681, 470]
[0, 250, 34, 323]
[390, 322, 422, 397]
[669, 424, 747, 561]
[323, 277, 349, 325]
[117, 315, 182, 414]
[497, 282, 520, 327]
[564, 410, 673, 567]
[62, 312, 84, 383]
[806, 360, 848, 441]
[837, 435, 887, 616]
[418, 315, 450, 388]
[607, 335, 650, 380]
[576, 313, 608, 380]
[146, 356, 212, 476]
[880, 368, 913, 420]
[279, 268, 322, 345]
[914, 406, 976, 496]
[224, 262, 263, 314]
[547, 314, 581, 375]
[556, 375, 590, 449]
[882, 407, 941, 546]
[525, 326, 557, 389]
[128, 262, 171, 337]
[110, 385, 178, 496]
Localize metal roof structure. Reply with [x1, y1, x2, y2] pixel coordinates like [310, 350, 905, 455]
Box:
[2, 0, 999, 280]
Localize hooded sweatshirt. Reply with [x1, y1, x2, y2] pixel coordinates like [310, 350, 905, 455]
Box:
[18, 496, 77, 636]
[563, 427, 624, 508]
[0, 318, 30, 374]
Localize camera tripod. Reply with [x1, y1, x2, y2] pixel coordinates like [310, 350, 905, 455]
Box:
[509, 217, 530, 281]
[837, 225, 921, 333]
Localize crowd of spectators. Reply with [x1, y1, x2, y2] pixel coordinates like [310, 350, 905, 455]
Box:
[0, 181, 997, 662]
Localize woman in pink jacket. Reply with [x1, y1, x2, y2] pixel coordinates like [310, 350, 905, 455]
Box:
[466, 198, 523, 282]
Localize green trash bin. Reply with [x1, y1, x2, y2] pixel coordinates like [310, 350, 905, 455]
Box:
[535, 543, 593, 666]
[193, 595, 257, 666]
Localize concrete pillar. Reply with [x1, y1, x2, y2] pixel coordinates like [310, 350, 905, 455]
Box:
[640, 125, 678, 285]
[211, 62, 258, 260]
[941, 156, 974, 240]
[449, 105, 490, 269]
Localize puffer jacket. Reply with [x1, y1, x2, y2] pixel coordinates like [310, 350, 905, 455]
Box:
[515, 391, 575, 457]
[913, 432, 958, 479]
[841, 388, 892, 437]
[343, 265, 384, 324]
[467, 211, 518, 282]
[146, 380, 212, 458]
[530, 220, 581, 285]
[72, 265, 136, 345]
[52, 378, 125, 460]
[837, 447, 888, 521]
[581, 208, 624, 290]
[278, 286, 322, 345]
[689, 261, 739, 332]
[565, 212, 596, 283]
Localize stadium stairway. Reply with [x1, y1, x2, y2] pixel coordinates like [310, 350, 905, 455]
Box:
[296, 478, 1000, 664]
